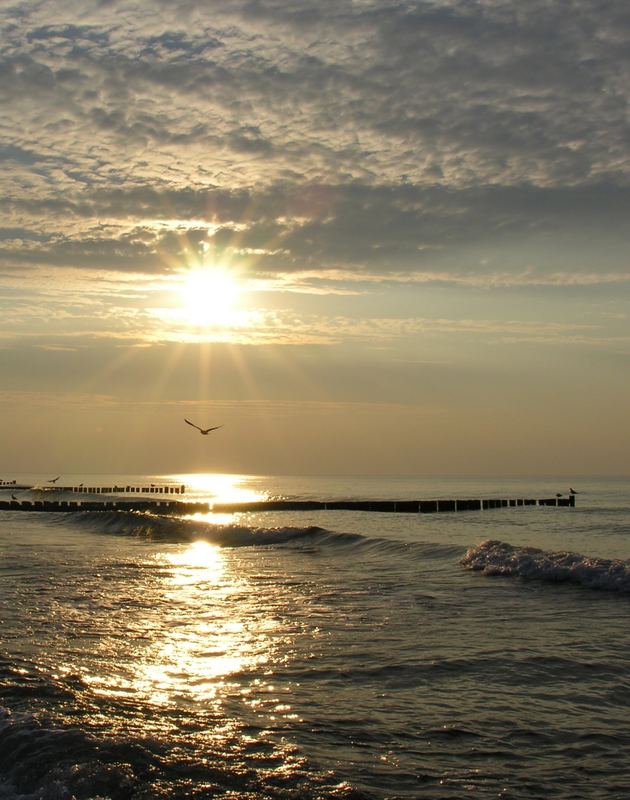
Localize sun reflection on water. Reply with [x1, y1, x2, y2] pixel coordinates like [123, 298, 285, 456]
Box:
[135, 541, 271, 707]
[82, 540, 276, 720]
[167, 473, 269, 524]
[169, 473, 267, 505]
[167, 539, 225, 574]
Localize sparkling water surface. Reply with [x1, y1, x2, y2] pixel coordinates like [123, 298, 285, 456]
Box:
[1, 475, 629, 799]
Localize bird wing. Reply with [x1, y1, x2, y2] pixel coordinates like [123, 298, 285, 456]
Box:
[184, 418, 202, 431]
[202, 425, 222, 433]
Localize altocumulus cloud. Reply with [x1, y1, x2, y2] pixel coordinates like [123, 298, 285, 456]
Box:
[0, 0, 629, 287]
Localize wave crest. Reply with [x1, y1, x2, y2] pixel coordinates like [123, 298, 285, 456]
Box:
[62, 510, 362, 548]
[461, 539, 630, 593]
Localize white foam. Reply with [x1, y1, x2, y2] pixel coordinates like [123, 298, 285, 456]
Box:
[462, 539, 630, 593]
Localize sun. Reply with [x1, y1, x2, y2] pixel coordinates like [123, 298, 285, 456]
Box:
[179, 265, 244, 327]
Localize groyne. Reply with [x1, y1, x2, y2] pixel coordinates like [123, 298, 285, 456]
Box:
[29, 483, 187, 495]
[0, 495, 575, 514]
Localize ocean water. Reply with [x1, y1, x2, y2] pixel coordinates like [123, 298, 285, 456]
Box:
[1, 474, 629, 799]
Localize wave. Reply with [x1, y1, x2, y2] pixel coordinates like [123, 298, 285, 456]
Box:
[462, 539, 630, 593]
[0, 702, 373, 800]
[60, 509, 366, 549]
[54, 510, 458, 562]
[0, 706, 164, 800]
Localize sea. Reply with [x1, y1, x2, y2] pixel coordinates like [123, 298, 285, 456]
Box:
[1, 473, 629, 800]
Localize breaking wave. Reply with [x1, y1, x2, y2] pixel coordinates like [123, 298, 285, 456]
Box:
[462, 539, 630, 593]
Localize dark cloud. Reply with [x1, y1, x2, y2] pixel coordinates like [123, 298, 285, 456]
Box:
[1, 180, 629, 280]
[0, 144, 42, 165]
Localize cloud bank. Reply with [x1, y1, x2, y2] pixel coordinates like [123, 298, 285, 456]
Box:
[1, 0, 629, 287]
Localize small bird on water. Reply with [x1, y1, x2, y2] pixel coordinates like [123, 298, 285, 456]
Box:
[184, 419, 223, 436]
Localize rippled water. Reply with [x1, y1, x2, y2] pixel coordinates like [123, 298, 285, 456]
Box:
[1, 475, 629, 798]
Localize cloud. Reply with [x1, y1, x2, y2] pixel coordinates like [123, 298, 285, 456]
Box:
[0, 0, 628, 289]
[2, 181, 629, 286]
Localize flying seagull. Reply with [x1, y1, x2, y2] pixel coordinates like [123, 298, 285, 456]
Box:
[48, 475, 61, 483]
[184, 419, 223, 436]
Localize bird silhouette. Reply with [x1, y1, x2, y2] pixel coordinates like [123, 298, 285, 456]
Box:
[48, 475, 61, 483]
[555, 493, 563, 498]
[185, 419, 223, 435]
[569, 487, 579, 494]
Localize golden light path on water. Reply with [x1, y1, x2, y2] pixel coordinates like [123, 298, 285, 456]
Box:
[170, 472, 269, 524]
[171, 472, 268, 504]
[82, 548, 269, 700]
[135, 542, 262, 708]
[75, 475, 299, 740]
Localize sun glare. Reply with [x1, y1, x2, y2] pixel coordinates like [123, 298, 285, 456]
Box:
[170, 473, 267, 505]
[179, 266, 244, 327]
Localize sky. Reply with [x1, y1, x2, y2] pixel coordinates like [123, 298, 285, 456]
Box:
[1, 0, 629, 477]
